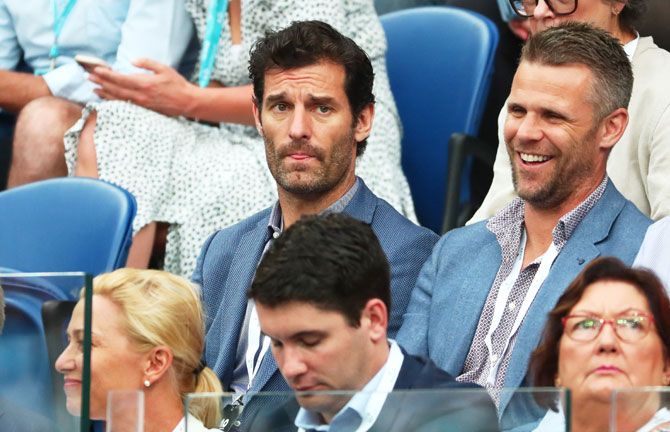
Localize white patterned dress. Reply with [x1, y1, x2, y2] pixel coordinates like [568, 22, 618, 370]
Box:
[64, 0, 414, 277]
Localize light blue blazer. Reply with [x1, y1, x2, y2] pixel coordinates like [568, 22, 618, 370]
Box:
[192, 178, 439, 424]
[396, 181, 652, 429]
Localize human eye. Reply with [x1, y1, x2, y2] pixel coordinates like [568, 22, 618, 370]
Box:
[272, 103, 288, 112]
[271, 338, 283, 349]
[508, 104, 526, 116]
[299, 336, 322, 348]
[575, 318, 598, 330]
[316, 105, 331, 114]
[617, 317, 646, 330]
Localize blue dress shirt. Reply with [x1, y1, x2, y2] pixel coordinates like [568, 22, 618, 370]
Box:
[294, 340, 405, 432]
[0, 0, 193, 104]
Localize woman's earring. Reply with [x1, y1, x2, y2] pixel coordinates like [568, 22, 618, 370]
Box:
[144, 379, 151, 388]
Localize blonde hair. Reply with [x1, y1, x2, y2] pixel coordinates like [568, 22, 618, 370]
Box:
[87, 269, 222, 427]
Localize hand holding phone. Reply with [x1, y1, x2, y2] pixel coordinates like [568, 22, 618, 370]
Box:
[75, 54, 111, 73]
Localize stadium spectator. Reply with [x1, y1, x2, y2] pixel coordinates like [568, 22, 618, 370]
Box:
[2, 0, 193, 188]
[634, 216, 670, 290]
[397, 22, 652, 429]
[62, 0, 415, 277]
[245, 213, 498, 431]
[472, 0, 670, 222]
[528, 257, 670, 431]
[55, 269, 222, 431]
[193, 20, 437, 430]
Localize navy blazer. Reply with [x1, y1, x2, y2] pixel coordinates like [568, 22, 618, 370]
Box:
[396, 181, 652, 429]
[192, 179, 438, 411]
[244, 348, 499, 432]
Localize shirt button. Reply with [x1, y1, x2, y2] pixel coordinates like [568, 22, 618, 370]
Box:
[272, 232, 280, 239]
[491, 354, 499, 363]
[508, 302, 516, 311]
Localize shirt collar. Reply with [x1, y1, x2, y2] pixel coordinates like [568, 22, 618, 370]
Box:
[293, 340, 404, 432]
[487, 176, 609, 256]
[267, 178, 360, 239]
[623, 34, 639, 62]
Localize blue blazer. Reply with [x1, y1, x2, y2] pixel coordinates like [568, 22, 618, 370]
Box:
[192, 178, 439, 397]
[243, 348, 499, 432]
[396, 182, 652, 428]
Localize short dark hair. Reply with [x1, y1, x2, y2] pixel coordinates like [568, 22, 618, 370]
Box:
[248, 20, 375, 156]
[529, 257, 670, 409]
[521, 21, 633, 122]
[248, 213, 390, 327]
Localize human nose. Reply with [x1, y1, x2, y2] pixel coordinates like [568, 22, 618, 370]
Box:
[512, 114, 543, 143]
[533, 0, 554, 19]
[55, 344, 77, 374]
[279, 348, 308, 380]
[288, 106, 312, 142]
[595, 321, 619, 353]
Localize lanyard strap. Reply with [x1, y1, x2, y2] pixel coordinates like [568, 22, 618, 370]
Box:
[245, 304, 270, 390]
[35, 0, 78, 75]
[198, 0, 229, 88]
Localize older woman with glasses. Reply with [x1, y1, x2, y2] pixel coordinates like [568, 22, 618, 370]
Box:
[473, 0, 670, 224]
[528, 257, 670, 431]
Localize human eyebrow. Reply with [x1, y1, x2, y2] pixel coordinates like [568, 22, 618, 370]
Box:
[307, 95, 337, 107]
[264, 92, 288, 107]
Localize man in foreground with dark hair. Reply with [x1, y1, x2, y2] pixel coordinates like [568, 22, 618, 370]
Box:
[192, 20, 438, 430]
[245, 213, 497, 431]
[398, 22, 652, 429]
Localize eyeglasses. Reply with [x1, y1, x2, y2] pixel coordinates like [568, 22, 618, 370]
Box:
[562, 313, 656, 342]
[508, 0, 578, 18]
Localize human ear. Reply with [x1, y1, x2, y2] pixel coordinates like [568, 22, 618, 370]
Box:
[354, 104, 374, 144]
[361, 298, 387, 343]
[143, 346, 174, 386]
[597, 107, 628, 152]
[252, 101, 264, 138]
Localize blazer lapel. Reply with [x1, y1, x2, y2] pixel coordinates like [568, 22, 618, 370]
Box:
[342, 178, 376, 224]
[437, 236, 501, 375]
[215, 218, 269, 388]
[500, 181, 625, 410]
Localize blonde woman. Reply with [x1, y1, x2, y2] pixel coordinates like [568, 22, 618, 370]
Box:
[56, 269, 221, 431]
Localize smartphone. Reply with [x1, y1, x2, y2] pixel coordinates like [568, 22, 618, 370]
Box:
[75, 54, 111, 73]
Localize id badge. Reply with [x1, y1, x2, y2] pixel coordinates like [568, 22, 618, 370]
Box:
[219, 400, 244, 432]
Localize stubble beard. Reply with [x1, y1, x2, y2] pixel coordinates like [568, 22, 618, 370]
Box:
[510, 128, 598, 211]
[265, 128, 356, 197]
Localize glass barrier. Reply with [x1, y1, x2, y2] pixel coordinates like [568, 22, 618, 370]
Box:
[0, 272, 92, 432]
[611, 387, 670, 432]
[107, 390, 144, 432]
[185, 388, 570, 432]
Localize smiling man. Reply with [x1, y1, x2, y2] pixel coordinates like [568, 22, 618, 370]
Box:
[192, 20, 438, 431]
[397, 22, 652, 428]
[245, 213, 497, 431]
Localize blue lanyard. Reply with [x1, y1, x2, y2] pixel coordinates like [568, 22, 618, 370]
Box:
[198, 0, 229, 88]
[35, 0, 78, 75]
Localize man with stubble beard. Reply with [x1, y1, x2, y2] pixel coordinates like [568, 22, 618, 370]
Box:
[192, 20, 438, 431]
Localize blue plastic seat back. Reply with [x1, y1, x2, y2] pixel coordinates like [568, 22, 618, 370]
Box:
[0, 178, 136, 281]
[380, 6, 499, 233]
[0, 275, 69, 421]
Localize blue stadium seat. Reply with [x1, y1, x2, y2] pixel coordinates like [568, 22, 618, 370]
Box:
[0, 178, 136, 290]
[380, 6, 498, 233]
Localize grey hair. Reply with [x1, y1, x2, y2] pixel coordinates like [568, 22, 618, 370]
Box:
[521, 21, 633, 122]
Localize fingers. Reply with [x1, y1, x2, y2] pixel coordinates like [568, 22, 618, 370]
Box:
[131, 58, 169, 74]
[89, 67, 146, 92]
[92, 80, 143, 105]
